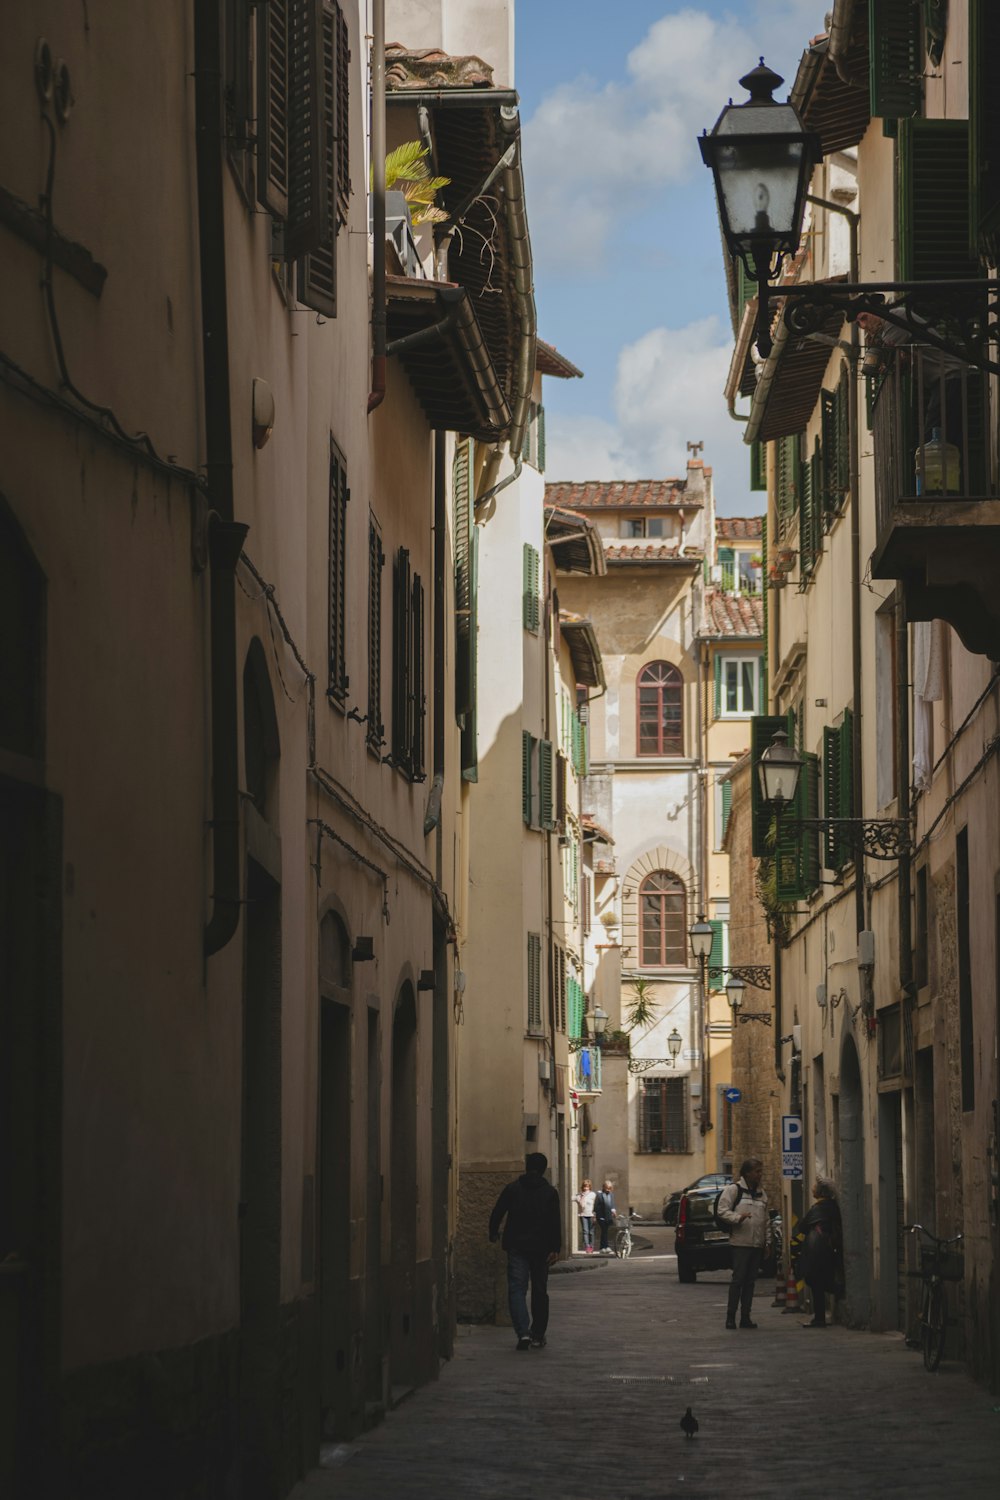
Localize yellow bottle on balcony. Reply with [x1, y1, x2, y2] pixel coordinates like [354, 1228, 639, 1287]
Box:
[915, 427, 960, 496]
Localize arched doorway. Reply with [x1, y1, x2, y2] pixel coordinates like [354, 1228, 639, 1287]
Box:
[318, 911, 352, 1437]
[390, 983, 417, 1392]
[839, 1034, 871, 1327]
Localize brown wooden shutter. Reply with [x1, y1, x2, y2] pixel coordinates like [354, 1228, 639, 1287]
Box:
[298, 0, 338, 314]
[392, 547, 412, 770]
[411, 574, 425, 779]
[367, 517, 384, 752]
[328, 439, 348, 700]
[868, 0, 921, 120]
[897, 118, 978, 281]
[257, 0, 290, 218]
[335, 2, 351, 225]
[285, 0, 326, 259]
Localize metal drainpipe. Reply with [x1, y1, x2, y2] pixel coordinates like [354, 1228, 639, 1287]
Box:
[424, 431, 447, 844]
[367, 0, 386, 414]
[896, 593, 914, 1071]
[195, 0, 246, 957]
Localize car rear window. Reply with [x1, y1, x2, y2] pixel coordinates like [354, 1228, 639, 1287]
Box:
[686, 1195, 714, 1222]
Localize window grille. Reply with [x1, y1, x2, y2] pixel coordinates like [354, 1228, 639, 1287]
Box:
[639, 1077, 689, 1153]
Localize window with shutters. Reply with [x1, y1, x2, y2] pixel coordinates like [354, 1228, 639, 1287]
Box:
[538, 739, 555, 830]
[298, 1, 351, 315]
[775, 433, 802, 541]
[639, 872, 687, 968]
[523, 544, 540, 632]
[715, 776, 733, 850]
[527, 932, 543, 1034]
[522, 733, 555, 830]
[366, 515, 384, 755]
[637, 662, 683, 756]
[638, 1076, 689, 1153]
[716, 654, 762, 719]
[800, 437, 822, 580]
[750, 713, 795, 857]
[555, 752, 567, 831]
[970, 0, 1000, 263]
[822, 709, 854, 871]
[750, 439, 767, 492]
[775, 749, 820, 901]
[328, 438, 349, 703]
[868, 0, 921, 120]
[390, 549, 425, 780]
[522, 730, 535, 826]
[820, 373, 849, 527]
[897, 118, 979, 283]
[550, 942, 567, 1033]
[582, 873, 592, 937]
[224, 0, 254, 193]
[521, 402, 546, 471]
[258, 0, 327, 259]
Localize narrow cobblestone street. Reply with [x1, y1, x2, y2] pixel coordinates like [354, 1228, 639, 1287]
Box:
[293, 1251, 1000, 1499]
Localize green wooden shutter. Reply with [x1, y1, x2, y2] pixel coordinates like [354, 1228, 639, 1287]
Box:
[527, 932, 542, 1032]
[970, 0, 1000, 261]
[761, 518, 768, 698]
[750, 439, 767, 491]
[454, 438, 474, 724]
[411, 574, 425, 778]
[720, 778, 733, 843]
[392, 546, 411, 769]
[461, 527, 479, 781]
[366, 517, 384, 750]
[750, 713, 794, 857]
[868, 0, 921, 120]
[836, 365, 850, 495]
[708, 919, 724, 973]
[537, 405, 546, 472]
[776, 750, 819, 900]
[823, 724, 841, 870]
[539, 739, 554, 829]
[285, 0, 327, 259]
[718, 545, 734, 592]
[776, 434, 801, 539]
[523, 544, 540, 633]
[257, 0, 290, 218]
[328, 442, 348, 699]
[713, 652, 722, 718]
[298, 0, 339, 314]
[838, 708, 854, 820]
[898, 118, 978, 281]
[821, 389, 838, 527]
[522, 730, 533, 825]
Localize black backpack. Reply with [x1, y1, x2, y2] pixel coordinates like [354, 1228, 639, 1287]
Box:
[712, 1183, 744, 1233]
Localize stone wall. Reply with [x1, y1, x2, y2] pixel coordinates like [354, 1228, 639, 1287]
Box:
[455, 1168, 514, 1324]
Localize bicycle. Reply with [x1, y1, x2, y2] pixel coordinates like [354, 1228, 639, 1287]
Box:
[903, 1223, 964, 1371]
[614, 1212, 634, 1259]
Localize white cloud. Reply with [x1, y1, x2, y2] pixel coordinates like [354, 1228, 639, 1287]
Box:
[545, 315, 758, 514]
[523, 2, 829, 270]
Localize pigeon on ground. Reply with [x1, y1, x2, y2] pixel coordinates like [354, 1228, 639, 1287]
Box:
[680, 1407, 699, 1439]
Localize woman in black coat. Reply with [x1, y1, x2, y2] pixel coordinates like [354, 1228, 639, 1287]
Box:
[790, 1177, 844, 1328]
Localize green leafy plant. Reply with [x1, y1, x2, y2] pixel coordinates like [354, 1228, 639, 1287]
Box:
[383, 141, 451, 226]
[623, 977, 659, 1034]
[754, 814, 795, 945]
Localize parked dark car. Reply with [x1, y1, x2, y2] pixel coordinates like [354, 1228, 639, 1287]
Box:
[662, 1172, 730, 1227]
[673, 1186, 782, 1283]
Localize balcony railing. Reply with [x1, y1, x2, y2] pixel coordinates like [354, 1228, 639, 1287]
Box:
[871, 344, 993, 537]
[870, 343, 1000, 657]
[570, 1046, 602, 1094]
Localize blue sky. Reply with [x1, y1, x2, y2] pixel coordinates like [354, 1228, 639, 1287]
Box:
[515, 0, 828, 514]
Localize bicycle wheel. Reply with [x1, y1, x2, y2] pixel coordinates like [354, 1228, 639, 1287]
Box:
[614, 1229, 631, 1259]
[922, 1282, 946, 1372]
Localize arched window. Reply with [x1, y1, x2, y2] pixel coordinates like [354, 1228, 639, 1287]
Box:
[243, 638, 280, 818]
[639, 871, 687, 967]
[636, 662, 683, 756]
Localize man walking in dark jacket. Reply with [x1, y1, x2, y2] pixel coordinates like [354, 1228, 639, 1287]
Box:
[489, 1153, 561, 1350]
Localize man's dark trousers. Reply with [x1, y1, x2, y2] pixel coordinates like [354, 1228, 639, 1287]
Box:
[727, 1246, 763, 1323]
[507, 1252, 550, 1340]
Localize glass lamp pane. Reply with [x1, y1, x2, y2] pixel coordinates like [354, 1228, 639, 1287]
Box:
[716, 139, 804, 241]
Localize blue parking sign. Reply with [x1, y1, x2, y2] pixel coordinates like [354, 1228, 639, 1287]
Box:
[781, 1114, 803, 1179]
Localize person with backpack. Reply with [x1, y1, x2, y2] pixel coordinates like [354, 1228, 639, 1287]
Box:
[488, 1152, 562, 1350]
[716, 1156, 771, 1329]
[593, 1180, 617, 1254]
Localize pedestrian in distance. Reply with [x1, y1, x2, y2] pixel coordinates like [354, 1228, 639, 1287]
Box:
[574, 1178, 597, 1254]
[593, 1179, 617, 1254]
[790, 1176, 844, 1328]
[717, 1156, 771, 1329]
[488, 1151, 561, 1350]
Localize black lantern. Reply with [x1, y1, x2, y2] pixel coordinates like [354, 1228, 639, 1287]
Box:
[756, 728, 803, 807]
[700, 61, 820, 355]
[688, 915, 715, 964]
[667, 1028, 683, 1065]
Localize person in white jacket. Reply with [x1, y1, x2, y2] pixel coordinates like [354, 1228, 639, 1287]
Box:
[718, 1157, 771, 1329]
[574, 1179, 597, 1253]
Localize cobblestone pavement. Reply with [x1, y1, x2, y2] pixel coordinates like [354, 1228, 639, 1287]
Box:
[291, 1252, 1000, 1499]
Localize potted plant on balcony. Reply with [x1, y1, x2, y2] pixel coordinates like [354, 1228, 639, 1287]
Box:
[767, 562, 787, 590]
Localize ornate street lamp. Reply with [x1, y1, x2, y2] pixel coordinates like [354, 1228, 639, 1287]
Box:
[667, 1028, 683, 1066]
[756, 728, 911, 859]
[726, 972, 771, 1026]
[699, 60, 820, 357]
[689, 916, 715, 964]
[701, 65, 1000, 369]
[585, 1004, 609, 1044]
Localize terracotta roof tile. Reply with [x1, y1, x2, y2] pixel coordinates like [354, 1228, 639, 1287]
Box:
[701, 589, 765, 638]
[536, 339, 583, 379]
[544, 479, 692, 510]
[715, 516, 763, 541]
[385, 44, 494, 89]
[605, 542, 703, 564]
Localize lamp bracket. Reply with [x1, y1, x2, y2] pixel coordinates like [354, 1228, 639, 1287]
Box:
[627, 1056, 681, 1073]
[708, 964, 772, 990]
[736, 1012, 773, 1026]
[568, 1037, 600, 1053]
[776, 279, 1000, 375]
[782, 816, 911, 860]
